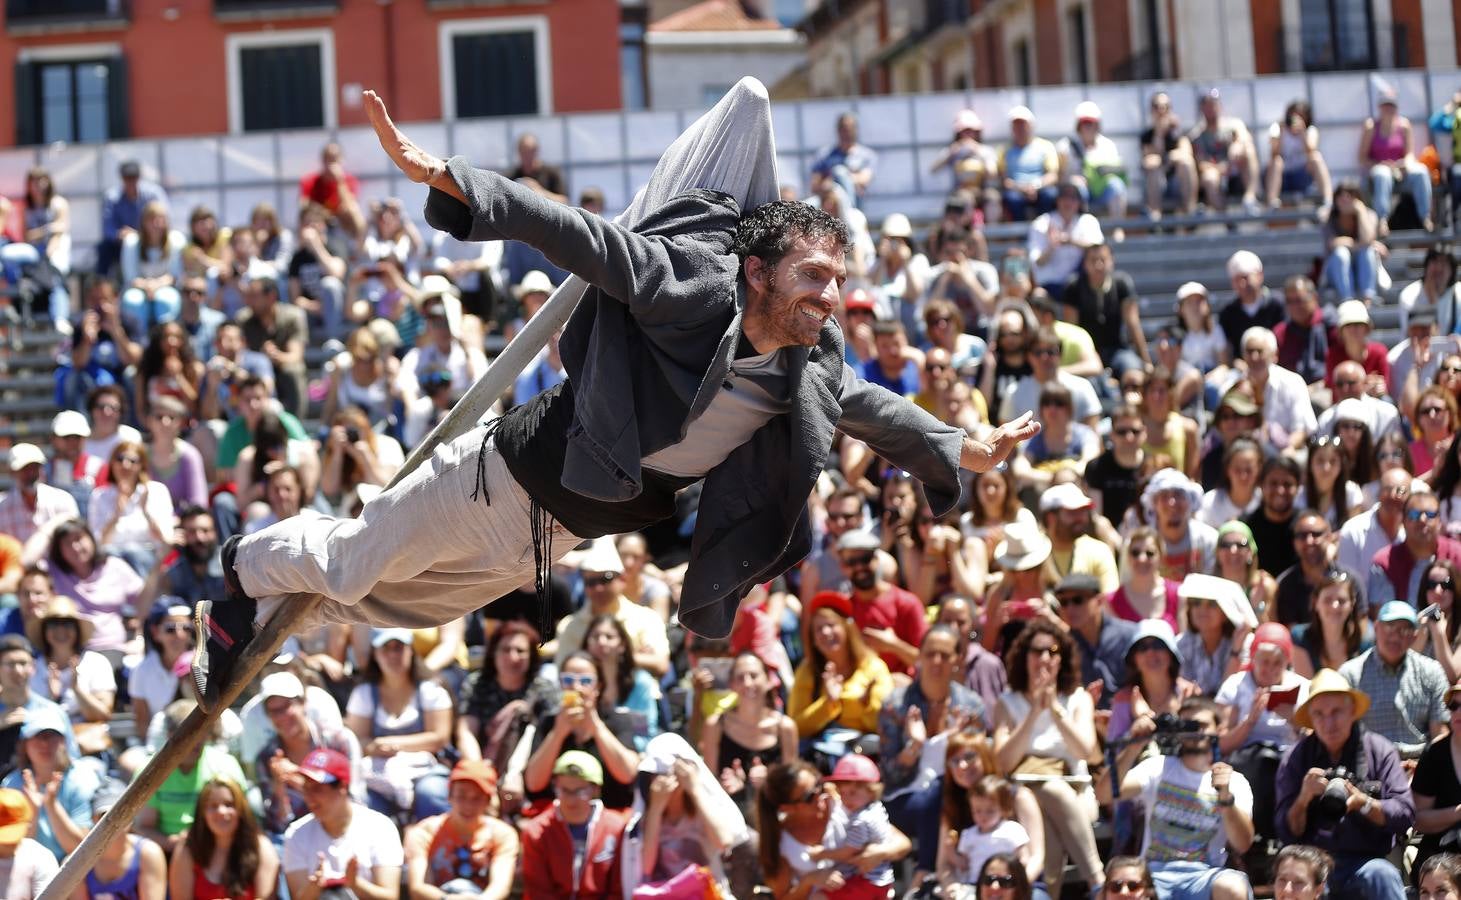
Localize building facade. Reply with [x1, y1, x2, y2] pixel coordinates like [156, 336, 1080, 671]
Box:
[2, 0, 622, 148]
[794, 0, 1460, 97]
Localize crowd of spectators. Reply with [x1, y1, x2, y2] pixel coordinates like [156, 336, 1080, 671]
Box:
[6, 84, 1461, 900]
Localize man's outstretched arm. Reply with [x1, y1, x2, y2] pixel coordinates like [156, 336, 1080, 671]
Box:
[961, 412, 1040, 473]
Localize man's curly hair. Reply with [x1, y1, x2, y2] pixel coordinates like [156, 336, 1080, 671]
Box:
[730, 200, 849, 271]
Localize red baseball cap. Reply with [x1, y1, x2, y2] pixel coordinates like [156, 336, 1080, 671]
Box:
[449, 759, 499, 798]
[829, 753, 880, 783]
[844, 289, 876, 312]
[1251, 622, 1293, 661]
[808, 591, 854, 621]
[299, 748, 351, 788]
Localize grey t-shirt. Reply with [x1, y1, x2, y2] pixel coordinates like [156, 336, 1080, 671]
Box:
[642, 346, 790, 477]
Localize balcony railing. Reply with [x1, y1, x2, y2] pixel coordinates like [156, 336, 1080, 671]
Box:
[5, 0, 128, 29]
[1111, 47, 1169, 82]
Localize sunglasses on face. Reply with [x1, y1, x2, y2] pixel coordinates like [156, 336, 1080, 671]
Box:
[790, 782, 826, 805]
[159, 623, 187, 636]
[582, 572, 618, 586]
[1133, 639, 1168, 654]
[1443, 365, 1461, 375]
[1429, 578, 1455, 591]
[94, 403, 121, 414]
[1218, 540, 1249, 551]
[1130, 549, 1157, 560]
[560, 673, 595, 689]
[1056, 593, 1094, 606]
[1448, 700, 1461, 713]
[1107, 880, 1146, 895]
[1027, 645, 1061, 658]
[980, 875, 1017, 888]
[843, 553, 876, 567]
[1408, 509, 1441, 522]
[1421, 406, 1450, 417]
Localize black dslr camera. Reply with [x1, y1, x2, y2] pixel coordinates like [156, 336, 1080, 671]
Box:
[1151, 712, 1206, 756]
[1314, 766, 1381, 822]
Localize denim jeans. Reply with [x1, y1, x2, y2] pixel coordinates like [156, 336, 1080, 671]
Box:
[1328, 854, 1406, 900]
[121, 285, 181, 330]
[1324, 245, 1380, 300]
[1369, 162, 1431, 223]
[0, 241, 70, 323]
[885, 778, 944, 871]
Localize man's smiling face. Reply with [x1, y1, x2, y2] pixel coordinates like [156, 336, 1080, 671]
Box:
[748, 235, 848, 349]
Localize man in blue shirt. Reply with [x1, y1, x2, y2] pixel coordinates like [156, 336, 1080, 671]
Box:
[811, 113, 877, 207]
[862, 321, 920, 397]
[98, 160, 169, 277]
[0, 635, 80, 763]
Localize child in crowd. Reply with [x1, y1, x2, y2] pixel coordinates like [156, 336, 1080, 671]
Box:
[811, 753, 895, 899]
[1273, 844, 1333, 900]
[952, 775, 1030, 897]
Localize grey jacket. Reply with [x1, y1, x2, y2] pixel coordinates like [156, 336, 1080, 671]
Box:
[426, 158, 965, 636]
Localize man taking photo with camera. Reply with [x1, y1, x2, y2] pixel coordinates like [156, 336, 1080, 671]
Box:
[1096, 697, 1254, 900]
[1274, 669, 1414, 900]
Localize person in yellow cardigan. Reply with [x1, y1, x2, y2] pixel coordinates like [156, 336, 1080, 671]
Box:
[789, 592, 893, 741]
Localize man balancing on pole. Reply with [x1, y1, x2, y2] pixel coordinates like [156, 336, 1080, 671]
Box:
[191, 86, 1040, 711]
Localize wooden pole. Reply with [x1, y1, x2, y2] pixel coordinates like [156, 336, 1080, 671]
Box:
[39, 279, 586, 900]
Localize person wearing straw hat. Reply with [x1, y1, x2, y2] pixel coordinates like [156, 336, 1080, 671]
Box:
[192, 85, 1040, 712]
[1338, 600, 1450, 757]
[397, 274, 486, 406]
[26, 595, 113, 728]
[983, 520, 1055, 650]
[1275, 668, 1412, 900]
[0, 786, 59, 899]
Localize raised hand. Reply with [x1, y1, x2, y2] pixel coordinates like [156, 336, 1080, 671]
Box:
[363, 91, 447, 188]
[962, 412, 1041, 473]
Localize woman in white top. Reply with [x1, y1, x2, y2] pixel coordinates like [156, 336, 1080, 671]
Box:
[346, 628, 453, 821]
[87, 440, 174, 577]
[0, 167, 72, 325]
[1264, 100, 1332, 210]
[27, 596, 115, 742]
[322, 326, 398, 428]
[1197, 438, 1263, 528]
[319, 407, 403, 517]
[992, 619, 1103, 895]
[120, 200, 186, 328]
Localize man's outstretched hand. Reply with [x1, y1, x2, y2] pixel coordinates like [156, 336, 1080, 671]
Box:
[362, 90, 464, 203]
[960, 411, 1040, 473]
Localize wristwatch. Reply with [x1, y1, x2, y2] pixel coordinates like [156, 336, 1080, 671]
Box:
[1215, 793, 1235, 808]
[1362, 797, 1376, 816]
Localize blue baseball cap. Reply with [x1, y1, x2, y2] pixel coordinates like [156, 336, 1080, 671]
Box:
[1378, 600, 1418, 625]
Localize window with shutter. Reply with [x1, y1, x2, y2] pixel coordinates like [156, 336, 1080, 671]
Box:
[13, 56, 124, 146]
[239, 43, 326, 132]
[452, 30, 540, 119]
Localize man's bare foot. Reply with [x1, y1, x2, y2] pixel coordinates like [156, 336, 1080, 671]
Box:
[363, 90, 446, 186]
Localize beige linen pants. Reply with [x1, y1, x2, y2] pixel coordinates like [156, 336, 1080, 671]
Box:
[235, 429, 580, 630]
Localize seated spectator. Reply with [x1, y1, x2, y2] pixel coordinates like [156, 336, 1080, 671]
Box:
[46, 411, 104, 515]
[287, 201, 349, 338]
[197, 322, 275, 432]
[1177, 573, 1256, 696]
[0, 635, 78, 770]
[1, 704, 98, 862]
[46, 519, 141, 659]
[1274, 844, 1334, 900]
[403, 759, 519, 900]
[1275, 669, 1414, 900]
[86, 440, 173, 577]
[1010, 383, 1098, 491]
[1371, 490, 1461, 607]
[146, 398, 207, 516]
[457, 620, 556, 777]
[254, 671, 362, 840]
[519, 751, 629, 900]
[907, 499, 984, 605]
[1198, 389, 1262, 488]
[0, 567, 52, 643]
[871, 213, 930, 337]
[214, 373, 307, 477]
[1398, 247, 1458, 332]
[810, 112, 876, 205]
[701, 650, 797, 810]
[238, 273, 308, 419]
[1292, 569, 1371, 678]
[1058, 242, 1139, 376]
[922, 299, 985, 373]
[1323, 183, 1387, 302]
[935, 732, 1047, 898]
[241, 462, 309, 536]
[82, 384, 141, 463]
[758, 759, 912, 898]
[319, 408, 403, 517]
[788, 591, 893, 745]
[552, 539, 670, 677]
[1327, 300, 1390, 390]
[930, 110, 1001, 220]
[322, 327, 395, 428]
[637, 735, 752, 897]
[1100, 696, 1254, 900]
[299, 142, 366, 239]
[1060, 102, 1128, 222]
[1000, 328, 1099, 428]
[401, 279, 487, 406]
[993, 620, 1102, 895]
[0, 445, 80, 553]
[1340, 600, 1449, 757]
[177, 274, 224, 365]
[1108, 620, 1196, 746]
[282, 747, 403, 900]
[1108, 526, 1181, 630]
[26, 597, 112, 742]
[614, 532, 671, 619]
[1302, 437, 1364, 530]
[136, 699, 247, 856]
[1416, 386, 1461, 476]
[1274, 509, 1347, 626]
[861, 321, 920, 397]
[1188, 89, 1259, 212]
[1244, 456, 1303, 577]
[1140, 91, 1198, 220]
[1199, 438, 1263, 528]
[1266, 100, 1333, 210]
[1243, 326, 1317, 453]
[583, 613, 659, 751]
[0, 786, 59, 900]
[1411, 680, 1461, 880]
[1039, 483, 1117, 592]
[233, 410, 319, 516]
[1001, 107, 1060, 221]
[1218, 252, 1284, 359]
[120, 200, 185, 329]
[56, 280, 137, 409]
[502, 269, 554, 342]
[1391, 314, 1456, 429]
[925, 225, 999, 333]
[835, 530, 928, 674]
[1339, 466, 1409, 580]
[1139, 367, 1199, 480]
[1415, 560, 1461, 681]
[1175, 283, 1229, 378]
[251, 201, 294, 273]
[127, 597, 193, 740]
[977, 303, 1035, 412]
[1048, 573, 1131, 713]
[3, 167, 71, 322]
[1361, 87, 1432, 230]
[181, 205, 231, 283]
[1273, 275, 1330, 387]
[981, 521, 1056, 650]
[962, 466, 1036, 564]
[522, 651, 640, 810]
[879, 626, 986, 875]
[166, 777, 279, 900]
[349, 198, 422, 322]
[1216, 622, 1308, 852]
[346, 628, 452, 822]
[216, 223, 281, 320]
[1029, 182, 1102, 296]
